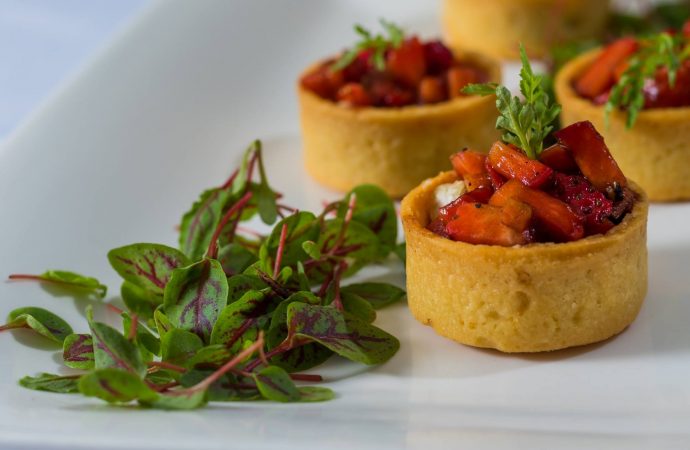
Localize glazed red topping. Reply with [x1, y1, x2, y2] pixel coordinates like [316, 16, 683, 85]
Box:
[575, 23, 690, 109]
[301, 38, 488, 107]
[428, 121, 635, 246]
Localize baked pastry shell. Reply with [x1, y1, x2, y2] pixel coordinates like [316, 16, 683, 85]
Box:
[400, 171, 649, 353]
[442, 0, 609, 59]
[297, 52, 501, 198]
[556, 49, 690, 202]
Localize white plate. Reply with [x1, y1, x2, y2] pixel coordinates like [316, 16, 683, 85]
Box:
[1, 1, 690, 449]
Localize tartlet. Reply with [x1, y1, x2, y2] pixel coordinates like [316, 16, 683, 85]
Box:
[298, 24, 501, 198]
[401, 170, 648, 353]
[442, 0, 610, 59]
[556, 47, 690, 202]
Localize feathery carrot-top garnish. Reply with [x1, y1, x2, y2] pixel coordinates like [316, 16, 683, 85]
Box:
[605, 31, 690, 128]
[331, 19, 404, 71]
[463, 45, 560, 159]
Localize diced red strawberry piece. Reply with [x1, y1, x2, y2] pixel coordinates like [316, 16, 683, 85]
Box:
[490, 180, 584, 242]
[574, 37, 638, 99]
[554, 121, 627, 195]
[367, 77, 415, 107]
[446, 203, 530, 246]
[386, 37, 426, 87]
[438, 186, 493, 222]
[336, 82, 372, 107]
[301, 64, 345, 100]
[501, 198, 533, 232]
[550, 173, 614, 235]
[488, 141, 553, 188]
[539, 143, 578, 173]
[343, 50, 374, 82]
[418, 76, 447, 104]
[643, 60, 690, 109]
[450, 149, 487, 178]
[423, 40, 454, 75]
[427, 217, 449, 238]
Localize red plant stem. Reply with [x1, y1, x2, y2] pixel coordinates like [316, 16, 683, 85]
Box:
[317, 268, 335, 298]
[289, 373, 323, 382]
[273, 223, 288, 278]
[151, 381, 180, 392]
[106, 304, 124, 315]
[330, 261, 348, 311]
[127, 314, 139, 341]
[7, 274, 44, 281]
[148, 361, 187, 373]
[332, 193, 357, 251]
[244, 340, 298, 372]
[190, 333, 265, 392]
[206, 191, 254, 259]
[220, 168, 240, 190]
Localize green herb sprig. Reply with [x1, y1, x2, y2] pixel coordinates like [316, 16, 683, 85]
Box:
[605, 32, 690, 128]
[3, 140, 405, 409]
[331, 19, 404, 72]
[463, 45, 560, 159]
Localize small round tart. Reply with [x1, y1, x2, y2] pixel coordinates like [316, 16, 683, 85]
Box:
[556, 49, 690, 202]
[401, 171, 648, 353]
[298, 52, 500, 198]
[442, 0, 609, 59]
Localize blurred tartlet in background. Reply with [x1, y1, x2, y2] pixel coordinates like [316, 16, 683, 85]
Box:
[297, 21, 501, 198]
[442, 0, 610, 59]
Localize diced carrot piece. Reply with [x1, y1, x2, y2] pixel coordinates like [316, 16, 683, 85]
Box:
[485, 157, 506, 189]
[463, 173, 492, 191]
[539, 143, 578, 173]
[447, 67, 479, 99]
[450, 149, 487, 178]
[490, 180, 584, 242]
[336, 83, 372, 107]
[419, 76, 447, 104]
[446, 203, 529, 246]
[488, 141, 553, 188]
[386, 37, 426, 87]
[574, 37, 638, 99]
[553, 121, 627, 195]
[501, 198, 533, 232]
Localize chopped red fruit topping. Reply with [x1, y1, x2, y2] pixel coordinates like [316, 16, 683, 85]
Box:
[450, 149, 487, 178]
[488, 141, 553, 188]
[447, 67, 480, 99]
[438, 187, 494, 222]
[554, 121, 627, 196]
[550, 173, 614, 235]
[418, 76, 446, 104]
[643, 60, 690, 109]
[490, 180, 584, 242]
[446, 203, 530, 246]
[424, 41, 454, 75]
[539, 143, 578, 173]
[386, 37, 427, 87]
[574, 37, 638, 99]
[336, 83, 372, 107]
[343, 50, 374, 82]
[485, 157, 506, 189]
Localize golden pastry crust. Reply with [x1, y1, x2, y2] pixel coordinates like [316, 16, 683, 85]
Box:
[297, 52, 501, 199]
[556, 49, 690, 202]
[442, 0, 609, 59]
[401, 171, 648, 353]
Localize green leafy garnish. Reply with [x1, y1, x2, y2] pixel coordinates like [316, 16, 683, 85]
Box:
[5, 139, 405, 410]
[331, 19, 404, 71]
[463, 45, 561, 159]
[605, 32, 690, 128]
[8, 270, 107, 298]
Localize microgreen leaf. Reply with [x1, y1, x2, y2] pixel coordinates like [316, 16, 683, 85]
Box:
[217, 243, 258, 276]
[340, 292, 376, 323]
[8, 270, 107, 298]
[301, 241, 321, 260]
[19, 373, 81, 394]
[341, 283, 406, 309]
[606, 32, 690, 128]
[163, 258, 228, 343]
[316, 219, 379, 277]
[62, 333, 95, 370]
[185, 344, 232, 369]
[121, 312, 160, 358]
[331, 19, 405, 71]
[297, 386, 335, 402]
[286, 303, 399, 365]
[253, 365, 301, 402]
[210, 290, 277, 353]
[226, 274, 267, 304]
[337, 185, 397, 257]
[1, 307, 73, 343]
[141, 389, 208, 410]
[462, 45, 560, 159]
[161, 328, 204, 366]
[89, 319, 147, 377]
[154, 308, 173, 337]
[179, 188, 234, 261]
[108, 243, 190, 295]
[262, 212, 320, 271]
[78, 368, 157, 404]
[120, 281, 159, 321]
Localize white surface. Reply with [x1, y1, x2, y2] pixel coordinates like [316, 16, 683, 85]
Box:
[0, 0, 148, 137]
[1, 1, 690, 449]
